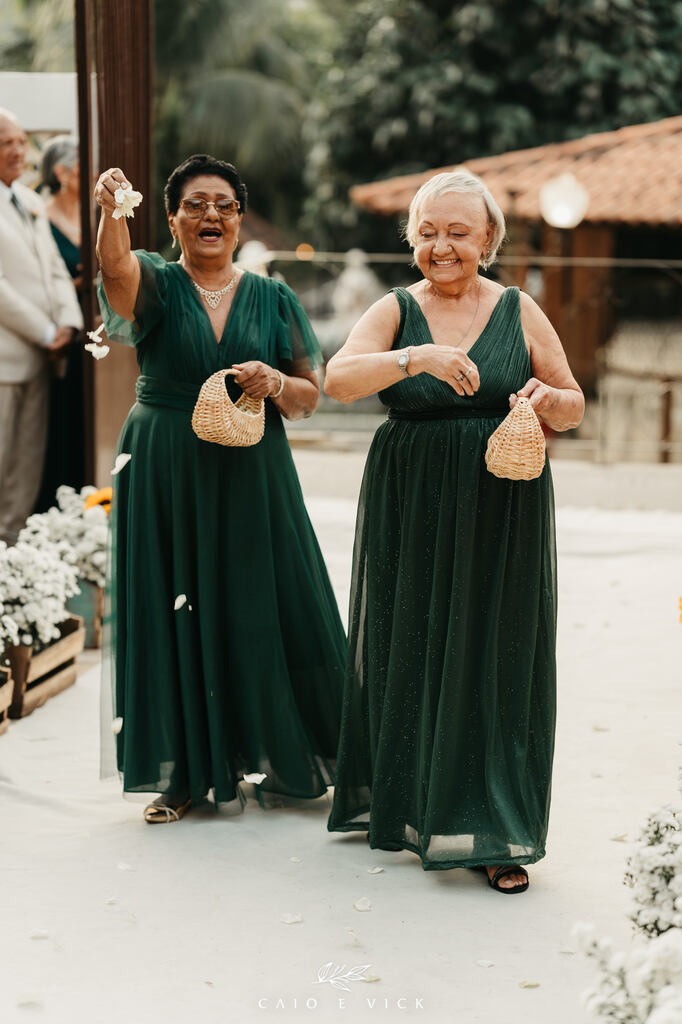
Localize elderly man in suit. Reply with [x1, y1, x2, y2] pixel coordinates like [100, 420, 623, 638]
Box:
[0, 108, 83, 543]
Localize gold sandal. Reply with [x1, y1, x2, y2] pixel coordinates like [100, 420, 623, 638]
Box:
[143, 796, 191, 824]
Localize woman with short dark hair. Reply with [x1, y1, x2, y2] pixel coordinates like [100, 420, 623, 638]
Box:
[94, 154, 346, 824]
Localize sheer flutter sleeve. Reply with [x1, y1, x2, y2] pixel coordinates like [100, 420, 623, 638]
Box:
[274, 280, 323, 373]
[96, 249, 168, 347]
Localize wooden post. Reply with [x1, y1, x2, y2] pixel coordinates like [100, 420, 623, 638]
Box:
[74, 0, 96, 483]
[75, 0, 154, 483]
[661, 380, 673, 464]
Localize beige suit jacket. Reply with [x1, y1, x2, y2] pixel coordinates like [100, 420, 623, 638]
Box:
[0, 181, 83, 383]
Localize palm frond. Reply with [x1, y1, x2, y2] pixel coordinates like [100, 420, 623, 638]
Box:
[178, 69, 303, 176]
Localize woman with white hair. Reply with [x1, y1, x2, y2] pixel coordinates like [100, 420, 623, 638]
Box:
[325, 170, 583, 893]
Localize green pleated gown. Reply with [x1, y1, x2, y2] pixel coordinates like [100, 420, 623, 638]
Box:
[327, 286, 557, 869]
[98, 251, 346, 806]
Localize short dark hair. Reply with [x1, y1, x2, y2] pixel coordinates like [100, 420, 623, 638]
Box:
[164, 154, 248, 215]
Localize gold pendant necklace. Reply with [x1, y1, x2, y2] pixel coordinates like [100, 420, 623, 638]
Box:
[428, 277, 481, 347]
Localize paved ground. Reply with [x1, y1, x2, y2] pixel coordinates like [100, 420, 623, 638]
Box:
[1, 451, 681, 1024]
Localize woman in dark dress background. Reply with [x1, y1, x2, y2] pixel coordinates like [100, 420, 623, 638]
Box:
[34, 135, 86, 511]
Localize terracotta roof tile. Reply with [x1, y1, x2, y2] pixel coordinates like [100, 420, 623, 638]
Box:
[350, 116, 682, 227]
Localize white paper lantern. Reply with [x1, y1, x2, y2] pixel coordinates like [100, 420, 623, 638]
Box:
[539, 173, 589, 228]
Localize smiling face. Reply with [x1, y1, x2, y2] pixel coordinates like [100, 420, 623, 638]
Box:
[0, 115, 26, 186]
[168, 174, 243, 264]
[413, 191, 492, 290]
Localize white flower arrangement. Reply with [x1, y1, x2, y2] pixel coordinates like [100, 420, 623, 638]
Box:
[20, 485, 108, 589]
[575, 926, 682, 1024]
[576, 760, 682, 1023]
[0, 532, 79, 649]
[625, 800, 682, 937]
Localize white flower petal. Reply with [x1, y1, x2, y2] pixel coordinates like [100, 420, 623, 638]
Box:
[610, 834, 628, 843]
[280, 913, 303, 925]
[476, 960, 495, 968]
[367, 866, 384, 874]
[111, 453, 131, 475]
[289, 856, 302, 863]
[243, 772, 267, 785]
[111, 717, 123, 735]
[86, 324, 105, 343]
[518, 980, 540, 988]
[174, 594, 187, 611]
[362, 975, 381, 983]
[353, 897, 372, 912]
[104, 897, 117, 905]
[84, 342, 110, 360]
[30, 930, 49, 940]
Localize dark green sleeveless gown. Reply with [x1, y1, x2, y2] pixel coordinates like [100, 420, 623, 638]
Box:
[327, 286, 557, 870]
[97, 251, 346, 806]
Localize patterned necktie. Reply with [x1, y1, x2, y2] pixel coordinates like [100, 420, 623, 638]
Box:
[10, 190, 30, 226]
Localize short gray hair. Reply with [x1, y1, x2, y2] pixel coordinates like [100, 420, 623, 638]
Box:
[404, 169, 506, 269]
[41, 135, 78, 194]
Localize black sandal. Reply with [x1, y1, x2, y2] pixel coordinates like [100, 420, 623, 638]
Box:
[474, 865, 529, 894]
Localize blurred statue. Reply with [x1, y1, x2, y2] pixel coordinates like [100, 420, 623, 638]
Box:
[235, 239, 275, 277]
[331, 249, 383, 321]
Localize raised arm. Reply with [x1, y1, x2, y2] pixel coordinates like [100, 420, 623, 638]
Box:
[516, 292, 585, 432]
[94, 167, 140, 322]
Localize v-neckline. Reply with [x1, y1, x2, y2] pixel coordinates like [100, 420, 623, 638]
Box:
[406, 285, 508, 360]
[178, 264, 249, 345]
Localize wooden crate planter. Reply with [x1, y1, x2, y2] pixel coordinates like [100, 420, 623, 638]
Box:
[0, 667, 12, 735]
[67, 581, 104, 649]
[7, 616, 85, 719]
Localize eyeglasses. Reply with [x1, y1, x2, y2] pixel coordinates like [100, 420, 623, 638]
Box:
[179, 198, 240, 219]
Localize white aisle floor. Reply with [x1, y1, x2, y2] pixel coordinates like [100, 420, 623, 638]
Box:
[1, 455, 681, 1024]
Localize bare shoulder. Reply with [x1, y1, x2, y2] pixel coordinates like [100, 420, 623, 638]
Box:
[519, 289, 555, 333]
[353, 291, 401, 332]
[337, 291, 401, 355]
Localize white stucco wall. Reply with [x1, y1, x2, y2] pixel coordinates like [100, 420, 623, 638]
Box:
[0, 72, 77, 132]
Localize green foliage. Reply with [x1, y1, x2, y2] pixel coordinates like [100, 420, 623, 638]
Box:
[304, 0, 682, 249]
[153, 0, 330, 249]
[0, 0, 74, 72]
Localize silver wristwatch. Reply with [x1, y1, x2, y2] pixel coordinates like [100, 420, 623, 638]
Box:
[397, 347, 411, 376]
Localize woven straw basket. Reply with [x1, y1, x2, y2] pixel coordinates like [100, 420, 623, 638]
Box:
[485, 396, 546, 480]
[191, 369, 265, 447]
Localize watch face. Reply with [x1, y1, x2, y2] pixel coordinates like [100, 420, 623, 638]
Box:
[398, 352, 408, 366]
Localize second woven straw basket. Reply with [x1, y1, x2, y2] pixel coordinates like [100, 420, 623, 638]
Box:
[192, 368, 265, 447]
[485, 396, 546, 480]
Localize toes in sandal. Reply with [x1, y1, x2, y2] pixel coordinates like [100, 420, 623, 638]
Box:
[475, 864, 529, 894]
[144, 796, 191, 824]
[477, 864, 524, 897]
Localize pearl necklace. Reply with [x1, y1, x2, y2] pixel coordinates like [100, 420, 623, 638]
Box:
[191, 273, 237, 310]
